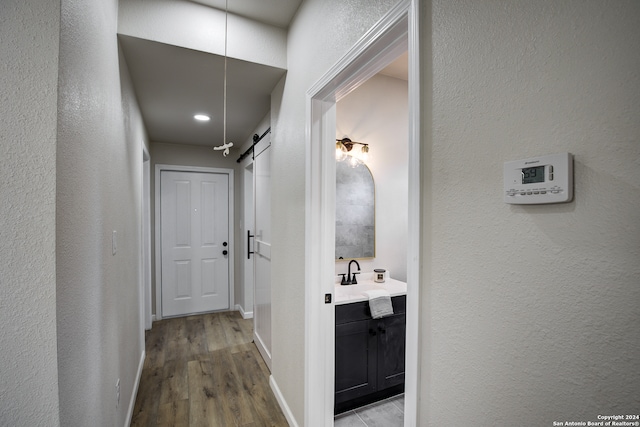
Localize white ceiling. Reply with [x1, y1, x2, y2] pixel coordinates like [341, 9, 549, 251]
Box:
[188, 0, 302, 29]
[119, 35, 286, 147]
[119, 0, 407, 150]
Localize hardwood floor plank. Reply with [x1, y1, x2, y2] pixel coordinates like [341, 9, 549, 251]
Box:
[232, 348, 289, 426]
[160, 359, 188, 404]
[131, 367, 163, 427]
[185, 316, 208, 359]
[133, 311, 288, 427]
[144, 321, 167, 370]
[165, 317, 189, 362]
[211, 348, 255, 426]
[187, 359, 226, 427]
[157, 400, 189, 427]
[220, 311, 248, 347]
[203, 313, 228, 352]
[236, 312, 254, 338]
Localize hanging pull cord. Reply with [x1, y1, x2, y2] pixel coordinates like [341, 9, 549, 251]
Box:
[213, 142, 233, 156]
[223, 0, 228, 148]
[213, 0, 233, 156]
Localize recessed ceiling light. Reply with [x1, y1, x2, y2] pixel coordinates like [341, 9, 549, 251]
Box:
[194, 114, 210, 122]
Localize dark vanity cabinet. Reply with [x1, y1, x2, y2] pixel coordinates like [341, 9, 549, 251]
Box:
[334, 295, 406, 414]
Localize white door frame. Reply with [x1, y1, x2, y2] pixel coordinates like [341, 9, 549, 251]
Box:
[241, 161, 254, 319]
[142, 146, 152, 330]
[154, 164, 235, 320]
[304, 1, 421, 425]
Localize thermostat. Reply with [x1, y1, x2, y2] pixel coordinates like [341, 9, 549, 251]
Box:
[504, 153, 573, 204]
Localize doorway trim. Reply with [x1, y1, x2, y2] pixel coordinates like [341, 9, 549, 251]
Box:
[304, 1, 421, 425]
[154, 164, 235, 320]
[240, 161, 254, 319]
[142, 146, 152, 330]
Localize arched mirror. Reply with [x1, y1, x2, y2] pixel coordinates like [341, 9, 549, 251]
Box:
[335, 160, 375, 259]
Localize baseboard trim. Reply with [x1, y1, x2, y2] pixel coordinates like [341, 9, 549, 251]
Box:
[125, 350, 145, 427]
[254, 332, 272, 371]
[269, 375, 299, 427]
[235, 304, 254, 319]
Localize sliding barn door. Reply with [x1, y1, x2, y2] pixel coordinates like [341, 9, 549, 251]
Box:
[253, 135, 272, 369]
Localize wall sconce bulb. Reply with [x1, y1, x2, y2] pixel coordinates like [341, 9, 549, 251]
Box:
[336, 138, 370, 165]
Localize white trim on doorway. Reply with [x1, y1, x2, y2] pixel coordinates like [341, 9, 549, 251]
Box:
[304, 1, 421, 426]
[154, 164, 235, 321]
[142, 146, 152, 330]
[240, 159, 255, 320]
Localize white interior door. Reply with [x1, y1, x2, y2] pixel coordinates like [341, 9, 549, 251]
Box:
[160, 170, 230, 317]
[253, 136, 272, 369]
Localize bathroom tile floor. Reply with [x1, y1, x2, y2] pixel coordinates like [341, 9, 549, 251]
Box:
[334, 394, 404, 427]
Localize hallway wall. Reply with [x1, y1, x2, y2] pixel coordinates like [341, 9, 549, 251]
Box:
[424, 0, 640, 424]
[118, 0, 287, 70]
[269, 0, 399, 423]
[56, 0, 146, 425]
[0, 0, 61, 425]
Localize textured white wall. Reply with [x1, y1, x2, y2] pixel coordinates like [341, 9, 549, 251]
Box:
[56, 0, 145, 425]
[336, 73, 409, 281]
[118, 0, 287, 69]
[424, 0, 640, 424]
[270, 0, 398, 423]
[0, 0, 61, 425]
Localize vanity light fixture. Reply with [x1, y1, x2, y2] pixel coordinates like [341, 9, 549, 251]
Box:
[335, 138, 370, 166]
[335, 140, 348, 161]
[360, 144, 369, 163]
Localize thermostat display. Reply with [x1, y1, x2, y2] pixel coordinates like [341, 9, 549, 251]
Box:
[504, 153, 573, 204]
[521, 165, 545, 184]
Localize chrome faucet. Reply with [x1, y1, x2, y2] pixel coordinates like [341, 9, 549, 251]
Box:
[347, 259, 361, 285]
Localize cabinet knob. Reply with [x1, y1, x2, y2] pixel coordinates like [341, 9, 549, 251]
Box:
[369, 328, 377, 336]
[378, 326, 386, 334]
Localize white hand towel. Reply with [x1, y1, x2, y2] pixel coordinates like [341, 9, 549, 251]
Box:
[364, 289, 394, 319]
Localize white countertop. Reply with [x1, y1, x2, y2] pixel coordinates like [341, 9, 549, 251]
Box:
[334, 274, 407, 305]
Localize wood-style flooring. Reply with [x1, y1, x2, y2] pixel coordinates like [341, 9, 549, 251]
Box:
[131, 311, 288, 427]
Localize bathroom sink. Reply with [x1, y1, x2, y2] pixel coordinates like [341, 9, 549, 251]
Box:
[334, 278, 407, 304]
[335, 282, 384, 298]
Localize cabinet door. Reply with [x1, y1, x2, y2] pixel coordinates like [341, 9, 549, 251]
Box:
[335, 319, 377, 403]
[376, 314, 406, 390]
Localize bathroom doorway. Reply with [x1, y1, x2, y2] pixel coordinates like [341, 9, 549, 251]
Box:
[304, 1, 421, 425]
[333, 51, 409, 427]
